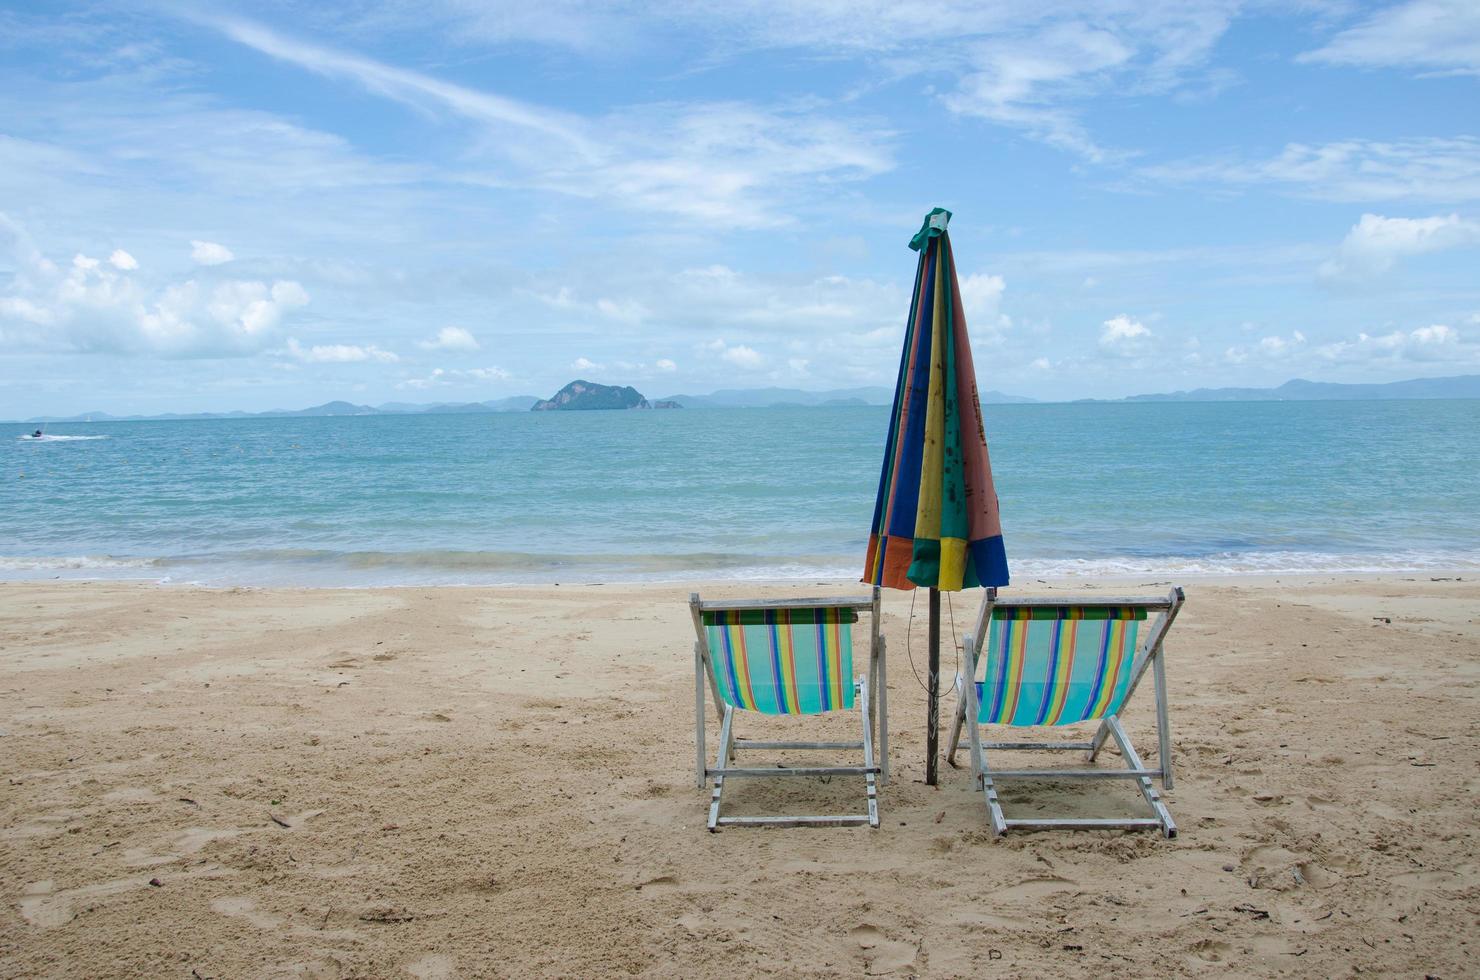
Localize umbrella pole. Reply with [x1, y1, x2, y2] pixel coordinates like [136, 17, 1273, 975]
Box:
[926, 587, 940, 786]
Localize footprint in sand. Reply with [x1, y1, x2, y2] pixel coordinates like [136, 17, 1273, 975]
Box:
[1189, 939, 1233, 964]
[211, 896, 284, 930]
[635, 874, 680, 894]
[1389, 868, 1462, 890]
[995, 875, 1077, 900]
[122, 826, 241, 867]
[851, 924, 922, 976]
[405, 954, 457, 979]
[20, 865, 234, 928]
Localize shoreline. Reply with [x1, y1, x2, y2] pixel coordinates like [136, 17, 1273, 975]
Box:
[1, 564, 1473, 592]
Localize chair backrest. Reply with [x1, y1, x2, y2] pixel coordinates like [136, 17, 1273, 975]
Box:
[969, 592, 1181, 727]
[692, 597, 876, 715]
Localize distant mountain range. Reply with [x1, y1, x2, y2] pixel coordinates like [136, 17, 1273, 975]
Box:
[12, 374, 1478, 423]
[657, 386, 1034, 408]
[1120, 375, 1480, 402]
[16, 385, 1027, 422]
[19, 396, 541, 423]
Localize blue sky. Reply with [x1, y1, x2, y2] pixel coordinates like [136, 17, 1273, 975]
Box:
[1, 1, 1478, 415]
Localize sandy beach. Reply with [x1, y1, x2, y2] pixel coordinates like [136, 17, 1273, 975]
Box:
[1, 575, 1476, 978]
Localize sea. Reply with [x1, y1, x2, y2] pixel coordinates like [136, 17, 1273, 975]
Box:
[5, 400, 1479, 587]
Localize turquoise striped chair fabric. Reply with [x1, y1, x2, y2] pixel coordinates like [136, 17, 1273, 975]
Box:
[976, 606, 1146, 726]
[702, 608, 856, 715]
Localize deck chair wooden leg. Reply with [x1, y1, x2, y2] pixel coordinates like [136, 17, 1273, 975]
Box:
[1106, 716, 1177, 838]
[1154, 651, 1173, 791]
[974, 736, 1008, 837]
[867, 645, 880, 787]
[948, 630, 979, 767]
[960, 650, 1008, 836]
[859, 678, 880, 828]
[946, 672, 968, 766]
[694, 642, 707, 789]
[876, 637, 889, 786]
[707, 705, 736, 832]
[1086, 716, 1112, 763]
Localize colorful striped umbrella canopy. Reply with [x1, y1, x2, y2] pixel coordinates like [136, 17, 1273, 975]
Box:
[864, 207, 1009, 593]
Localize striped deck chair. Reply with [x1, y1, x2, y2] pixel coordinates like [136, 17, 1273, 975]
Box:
[689, 591, 887, 830]
[946, 588, 1185, 837]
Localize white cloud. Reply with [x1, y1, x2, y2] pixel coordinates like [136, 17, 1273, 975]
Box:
[1223, 330, 1306, 364]
[1099, 313, 1151, 348]
[419, 325, 480, 351]
[703, 338, 765, 369]
[1258, 331, 1306, 354]
[571, 356, 603, 372]
[1315, 323, 1472, 366]
[398, 365, 511, 388]
[958, 272, 1010, 331]
[1143, 138, 1480, 203]
[655, 358, 677, 372]
[723, 344, 763, 368]
[190, 240, 235, 265]
[285, 337, 398, 363]
[1299, 0, 1480, 76]
[0, 222, 311, 357]
[1320, 213, 1480, 279]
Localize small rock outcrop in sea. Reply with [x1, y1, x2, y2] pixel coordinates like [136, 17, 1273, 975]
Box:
[651, 400, 683, 410]
[531, 380, 652, 411]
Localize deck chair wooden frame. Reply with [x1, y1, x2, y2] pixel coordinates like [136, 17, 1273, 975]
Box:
[690, 590, 888, 831]
[947, 587, 1184, 838]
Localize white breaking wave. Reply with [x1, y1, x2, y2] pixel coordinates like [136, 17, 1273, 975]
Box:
[1010, 550, 1480, 579]
[1, 548, 1476, 588]
[16, 434, 108, 441]
[0, 555, 160, 571]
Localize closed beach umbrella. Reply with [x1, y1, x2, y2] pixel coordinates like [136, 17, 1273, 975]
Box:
[863, 207, 1009, 785]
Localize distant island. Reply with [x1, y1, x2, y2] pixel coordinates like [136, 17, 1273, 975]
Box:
[11, 374, 1480, 423]
[531, 380, 680, 411]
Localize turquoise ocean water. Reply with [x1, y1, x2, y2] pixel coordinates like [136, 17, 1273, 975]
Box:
[5, 401, 1479, 586]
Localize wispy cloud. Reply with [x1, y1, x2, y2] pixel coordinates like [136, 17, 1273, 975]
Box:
[1299, 0, 1480, 77]
[189, 14, 892, 229]
[205, 16, 595, 156]
[1142, 138, 1480, 203]
[285, 338, 399, 363]
[391, 2, 1242, 160]
[397, 365, 511, 389]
